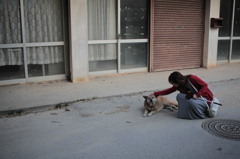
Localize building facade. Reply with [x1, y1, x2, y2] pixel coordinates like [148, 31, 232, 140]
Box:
[0, 0, 239, 85]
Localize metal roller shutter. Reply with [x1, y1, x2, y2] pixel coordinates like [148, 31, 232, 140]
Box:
[150, 0, 205, 71]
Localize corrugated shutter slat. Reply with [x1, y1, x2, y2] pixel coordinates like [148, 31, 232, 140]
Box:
[152, 0, 204, 71]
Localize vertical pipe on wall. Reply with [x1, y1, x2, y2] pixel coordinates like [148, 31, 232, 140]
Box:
[149, 0, 154, 72]
[20, 0, 29, 79]
[117, 0, 121, 73]
[229, 0, 236, 62]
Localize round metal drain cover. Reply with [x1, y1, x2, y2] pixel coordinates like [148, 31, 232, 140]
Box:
[202, 119, 240, 141]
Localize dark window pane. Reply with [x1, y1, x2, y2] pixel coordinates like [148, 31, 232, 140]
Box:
[219, 0, 233, 37]
[45, 62, 64, 75]
[28, 64, 43, 77]
[121, 43, 147, 69]
[233, 0, 240, 36]
[27, 46, 65, 77]
[28, 62, 64, 77]
[89, 60, 117, 72]
[88, 44, 117, 72]
[121, 0, 149, 39]
[0, 48, 25, 80]
[232, 40, 240, 60]
[217, 40, 230, 61]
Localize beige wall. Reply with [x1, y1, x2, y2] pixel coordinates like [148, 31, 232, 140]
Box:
[69, 0, 89, 82]
[203, 0, 221, 68]
[67, 0, 221, 82]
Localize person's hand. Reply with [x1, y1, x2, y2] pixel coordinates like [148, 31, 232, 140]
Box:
[150, 93, 158, 98]
[150, 93, 156, 97]
[193, 94, 199, 100]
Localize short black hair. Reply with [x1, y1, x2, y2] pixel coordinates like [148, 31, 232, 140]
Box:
[168, 71, 185, 84]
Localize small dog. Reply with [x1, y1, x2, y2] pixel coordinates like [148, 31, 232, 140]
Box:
[143, 94, 178, 117]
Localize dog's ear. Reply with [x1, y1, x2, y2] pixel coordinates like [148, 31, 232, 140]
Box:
[143, 96, 148, 99]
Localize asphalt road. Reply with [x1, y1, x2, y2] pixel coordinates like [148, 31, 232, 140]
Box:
[1, 79, 240, 159]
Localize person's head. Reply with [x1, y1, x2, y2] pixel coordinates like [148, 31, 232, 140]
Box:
[168, 71, 187, 87]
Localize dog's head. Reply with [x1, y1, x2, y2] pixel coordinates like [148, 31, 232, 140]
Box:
[143, 95, 157, 107]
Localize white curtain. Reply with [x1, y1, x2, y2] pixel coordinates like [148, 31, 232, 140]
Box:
[88, 0, 117, 61]
[0, 48, 23, 66]
[0, 0, 23, 66]
[0, 0, 64, 66]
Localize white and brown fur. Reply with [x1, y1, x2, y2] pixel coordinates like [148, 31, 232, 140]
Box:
[143, 94, 178, 117]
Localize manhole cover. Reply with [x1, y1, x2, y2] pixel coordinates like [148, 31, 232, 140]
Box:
[202, 119, 240, 141]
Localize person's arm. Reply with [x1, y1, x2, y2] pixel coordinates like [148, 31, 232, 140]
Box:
[189, 75, 208, 98]
[154, 86, 177, 96]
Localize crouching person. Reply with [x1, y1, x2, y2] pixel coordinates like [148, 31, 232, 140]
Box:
[151, 71, 217, 120]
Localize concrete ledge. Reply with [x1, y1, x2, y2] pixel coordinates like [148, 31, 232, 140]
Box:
[0, 104, 57, 118]
[1, 63, 240, 115]
[0, 91, 150, 117]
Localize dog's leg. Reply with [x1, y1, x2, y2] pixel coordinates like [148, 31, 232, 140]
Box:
[165, 105, 178, 111]
[167, 101, 178, 107]
[143, 109, 148, 117]
[147, 111, 155, 116]
[172, 106, 178, 110]
[163, 105, 174, 111]
[164, 100, 178, 110]
[147, 109, 162, 117]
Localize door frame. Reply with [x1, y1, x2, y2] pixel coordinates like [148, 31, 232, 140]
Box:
[88, 0, 148, 76]
[217, 0, 240, 64]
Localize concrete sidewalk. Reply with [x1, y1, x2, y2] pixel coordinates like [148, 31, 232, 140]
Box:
[0, 63, 240, 114]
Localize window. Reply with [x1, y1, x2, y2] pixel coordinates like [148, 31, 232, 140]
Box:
[0, 0, 66, 83]
[218, 0, 240, 62]
[87, 0, 149, 74]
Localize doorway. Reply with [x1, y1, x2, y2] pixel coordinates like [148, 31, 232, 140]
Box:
[87, 0, 149, 75]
